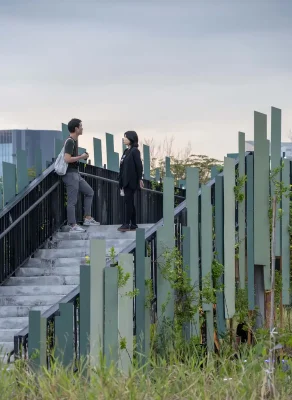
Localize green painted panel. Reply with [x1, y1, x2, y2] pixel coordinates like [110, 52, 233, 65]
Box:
[62, 123, 69, 141]
[215, 175, 226, 336]
[186, 167, 200, 337]
[163, 177, 174, 231]
[0, 189, 2, 211]
[182, 227, 192, 339]
[206, 310, 214, 353]
[143, 145, 150, 180]
[165, 157, 171, 177]
[155, 168, 160, 182]
[90, 239, 105, 366]
[201, 185, 213, 313]
[118, 253, 134, 373]
[78, 147, 87, 164]
[223, 156, 235, 319]
[16, 149, 29, 193]
[106, 132, 115, 171]
[55, 303, 74, 367]
[113, 152, 119, 172]
[104, 267, 118, 367]
[178, 179, 186, 189]
[79, 264, 90, 360]
[93, 137, 102, 168]
[271, 107, 282, 257]
[55, 138, 63, 158]
[144, 256, 151, 362]
[3, 162, 16, 205]
[211, 166, 219, 179]
[28, 310, 46, 370]
[135, 228, 146, 357]
[282, 159, 290, 305]
[238, 131, 246, 289]
[246, 154, 255, 310]
[35, 149, 42, 176]
[254, 112, 270, 289]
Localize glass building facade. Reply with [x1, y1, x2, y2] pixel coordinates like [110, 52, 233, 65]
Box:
[0, 129, 62, 176]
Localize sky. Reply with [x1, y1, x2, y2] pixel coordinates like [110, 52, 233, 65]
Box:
[1, 0, 292, 161]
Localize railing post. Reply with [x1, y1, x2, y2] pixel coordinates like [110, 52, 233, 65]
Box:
[28, 310, 46, 371]
[55, 303, 74, 367]
[104, 267, 118, 367]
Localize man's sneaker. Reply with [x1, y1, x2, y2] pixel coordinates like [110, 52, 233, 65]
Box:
[83, 217, 100, 226]
[69, 224, 86, 233]
[117, 224, 130, 232]
[130, 224, 138, 231]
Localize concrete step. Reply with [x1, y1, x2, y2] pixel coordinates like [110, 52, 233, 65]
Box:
[16, 267, 80, 277]
[0, 342, 14, 356]
[0, 317, 28, 329]
[0, 330, 21, 342]
[0, 306, 49, 318]
[0, 295, 63, 306]
[6, 276, 79, 286]
[45, 238, 134, 249]
[24, 257, 87, 268]
[0, 285, 76, 296]
[35, 243, 129, 259]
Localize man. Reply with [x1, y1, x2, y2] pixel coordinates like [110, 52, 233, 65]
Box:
[63, 118, 99, 232]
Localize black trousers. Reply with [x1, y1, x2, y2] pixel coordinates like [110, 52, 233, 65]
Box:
[124, 187, 136, 225]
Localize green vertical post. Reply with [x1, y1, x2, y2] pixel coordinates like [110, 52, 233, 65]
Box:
[78, 147, 87, 164]
[3, 162, 16, 205]
[186, 167, 200, 337]
[106, 132, 115, 171]
[54, 138, 63, 158]
[182, 226, 191, 340]
[144, 257, 151, 360]
[224, 156, 236, 319]
[155, 168, 160, 182]
[238, 132, 246, 289]
[201, 184, 214, 351]
[122, 139, 127, 152]
[104, 267, 118, 367]
[0, 189, 2, 211]
[55, 303, 74, 367]
[211, 166, 219, 179]
[254, 112, 270, 289]
[135, 228, 146, 358]
[143, 145, 150, 180]
[282, 159, 290, 305]
[79, 264, 90, 360]
[35, 149, 42, 176]
[90, 239, 105, 365]
[118, 253, 134, 373]
[16, 149, 29, 193]
[165, 157, 171, 177]
[246, 154, 255, 310]
[215, 175, 226, 336]
[93, 137, 102, 168]
[28, 310, 46, 370]
[113, 152, 119, 172]
[62, 123, 69, 141]
[271, 107, 282, 257]
[157, 177, 175, 322]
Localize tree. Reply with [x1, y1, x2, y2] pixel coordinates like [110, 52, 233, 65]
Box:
[142, 136, 223, 184]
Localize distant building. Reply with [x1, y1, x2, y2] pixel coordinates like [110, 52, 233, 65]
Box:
[0, 129, 62, 175]
[245, 140, 292, 158]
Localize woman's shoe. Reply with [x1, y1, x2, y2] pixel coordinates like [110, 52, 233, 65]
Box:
[130, 224, 138, 231]
[117, 224, 130, 232]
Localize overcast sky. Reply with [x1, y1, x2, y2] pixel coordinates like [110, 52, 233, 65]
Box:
[1, 0, 292, 160]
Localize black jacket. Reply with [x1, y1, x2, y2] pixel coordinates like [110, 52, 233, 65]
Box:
[119, 147, 143, 190]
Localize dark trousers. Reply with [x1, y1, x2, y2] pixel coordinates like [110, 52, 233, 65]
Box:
[124, 187, 136, 225]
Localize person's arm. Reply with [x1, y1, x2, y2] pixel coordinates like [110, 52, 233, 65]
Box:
[132, 148, 144, 187]
[64, 139, 87, 163]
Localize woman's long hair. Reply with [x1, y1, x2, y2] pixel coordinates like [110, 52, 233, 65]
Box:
[124, 131, 139, 148]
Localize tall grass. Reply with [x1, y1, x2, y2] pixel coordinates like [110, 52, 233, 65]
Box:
[1, 343, 291, 400]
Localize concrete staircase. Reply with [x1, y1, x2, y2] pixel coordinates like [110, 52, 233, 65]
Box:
[0, 224, 153, 363]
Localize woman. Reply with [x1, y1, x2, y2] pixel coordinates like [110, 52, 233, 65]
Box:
[118, 131, 144, 232]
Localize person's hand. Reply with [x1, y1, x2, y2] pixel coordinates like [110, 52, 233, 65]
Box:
[140, 180, 144, 189]
[80, 153, 89, 160]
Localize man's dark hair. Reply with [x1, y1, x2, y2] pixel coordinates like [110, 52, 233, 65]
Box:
[68, 118, 82, 133]
[124, 131, 139, 148]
